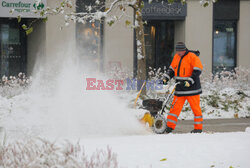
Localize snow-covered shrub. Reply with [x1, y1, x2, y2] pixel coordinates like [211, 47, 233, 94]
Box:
[148, 66, 167, 81]
[0, 73, 31, 98]
[106, 64, 132, 81]
[198, 89, 250, 118]
[146, 66, 168, 99]
[0, 138, 118, 168]
[145, 66, 250, 119]
[148, 66, 250, 92]
[201, 66, 250, 92]
[197, 67, 250, 118]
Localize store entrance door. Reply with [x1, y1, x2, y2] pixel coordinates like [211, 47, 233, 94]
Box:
[144, 20, 175, 72]
[0, 19, 27, 77]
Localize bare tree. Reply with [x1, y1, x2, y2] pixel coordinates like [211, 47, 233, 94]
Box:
[19, 0, 217, 92]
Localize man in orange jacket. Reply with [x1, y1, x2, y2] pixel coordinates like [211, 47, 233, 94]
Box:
[163, 42, 203, 133]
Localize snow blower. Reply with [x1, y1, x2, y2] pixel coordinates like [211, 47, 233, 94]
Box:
[141, 82, 180, 134]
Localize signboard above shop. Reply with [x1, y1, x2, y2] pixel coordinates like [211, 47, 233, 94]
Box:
[142, 0, 187, 20]
[0, 0, 46, 18]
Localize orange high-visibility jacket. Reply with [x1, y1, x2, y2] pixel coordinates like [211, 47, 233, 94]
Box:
[165, 50, 203, 96]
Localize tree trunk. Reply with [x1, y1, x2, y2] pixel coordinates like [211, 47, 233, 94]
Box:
[135, 0, 147, 95]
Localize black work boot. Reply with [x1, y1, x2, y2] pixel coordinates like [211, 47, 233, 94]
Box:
[165, 127, 173, 134]
[191, 129, 202, 133]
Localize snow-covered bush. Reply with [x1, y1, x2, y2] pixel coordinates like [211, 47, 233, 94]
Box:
[106, 64, 132, 81]
[145, 66, 250, 119]
[148, 66, 167, 81]
[146, 66, 170, 99]
[197, 67, 250, 118]
[201, 66, 250, 92]
[0, 138, 118, 168]
[148, 66, 250, 91]
[0, 73, 31, 98]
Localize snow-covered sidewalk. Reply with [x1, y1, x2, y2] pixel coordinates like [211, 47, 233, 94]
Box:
[80, 132, 250, 168]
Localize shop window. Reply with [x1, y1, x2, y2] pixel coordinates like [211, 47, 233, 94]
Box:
[213, 21, 237, 74]
[76, 0, 104, 72]
[144, 21, 175, 76]
[0, 19, 27, 77]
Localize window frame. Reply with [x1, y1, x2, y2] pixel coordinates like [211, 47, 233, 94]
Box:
[0, 18, 27, 76]
[75, 0, 105, 72]
[212, 20, 237, 74]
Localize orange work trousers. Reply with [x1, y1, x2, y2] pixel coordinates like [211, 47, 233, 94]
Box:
[167, 95, 203, 130]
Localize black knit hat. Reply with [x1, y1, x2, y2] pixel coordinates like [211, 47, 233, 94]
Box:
[176, 42, 186, 51]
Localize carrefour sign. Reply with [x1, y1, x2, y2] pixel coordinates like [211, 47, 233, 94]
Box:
[0, 0, 46, 18]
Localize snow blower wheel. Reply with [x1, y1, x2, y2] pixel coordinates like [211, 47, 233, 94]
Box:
[155, 120, 163, 129]
[153, 115, 167, 134]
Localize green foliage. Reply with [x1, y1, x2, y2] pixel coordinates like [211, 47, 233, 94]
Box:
[139, 1, 145, 10]
[221, 101, 229, 112]
[167, 0, 187, 4]
[40, 10, 45, 17]
[108, 20, 115, 26]
[125, 20, 131, 26]
[201, 106, 206, 113]
[203, 2, 209, 7]
[22, 24, 27, 30]
[181, 0, 187, 4]
[17, 15, 21, 23]
[210, 164, 234, 168]
[55, 7, 60, 12]
[21, 24, 33, 35]
[183, 106, 191, 112]
[237, 90, 248, 100]
[60, 1, 65, 7]
[201, 88, 247, 117]
[160, 158, 167, 161]
[42, 17, 48, 23]
[221, 93, 242, 112]
[207, 93, 220, 108]
[25, 27, 33, 35]
[9, 9, 14, 14]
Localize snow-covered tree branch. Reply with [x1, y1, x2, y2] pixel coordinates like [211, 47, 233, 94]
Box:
[15, 0, 217, 92]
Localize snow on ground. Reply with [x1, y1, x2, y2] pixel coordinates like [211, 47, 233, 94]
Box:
[0, 77, 148, 140]
[79, 132, 250, 168]
[1, 79, 249, 167]
[121, 84, 250, 121]
[178, 88, 250, 120]
[0, 43, 249, 167]
[1, 128, 250, 168]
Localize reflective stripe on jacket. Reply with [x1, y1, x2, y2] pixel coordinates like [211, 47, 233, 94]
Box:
[166, 50, 203, 96]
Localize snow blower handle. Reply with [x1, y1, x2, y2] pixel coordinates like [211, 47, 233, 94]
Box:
[134, 81, 146, 108]
[159, 81, 181, 115]
[167, 82, 180, 95]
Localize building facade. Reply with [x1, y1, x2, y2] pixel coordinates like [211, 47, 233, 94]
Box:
[105, 0, 250, 76]
[0, 0, 249, 77]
